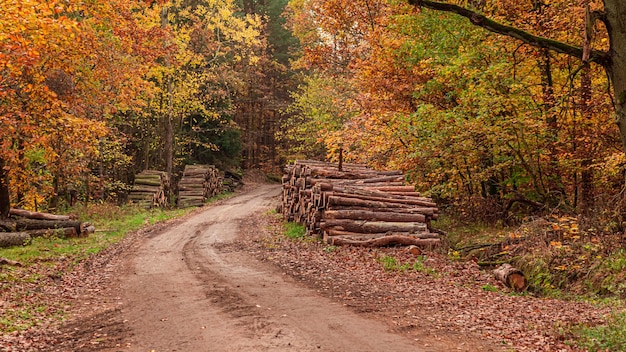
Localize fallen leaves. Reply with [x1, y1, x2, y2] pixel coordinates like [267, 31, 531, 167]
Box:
[240, 212, 613, 351]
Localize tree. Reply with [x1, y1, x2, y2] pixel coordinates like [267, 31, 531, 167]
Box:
[408, 0, 626, 158]
[0, 0, 164, 215]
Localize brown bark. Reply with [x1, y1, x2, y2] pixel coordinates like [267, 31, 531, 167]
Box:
[328, 195, 412, 209]
[323, 209, 426, 223]
[493, 264, 527, 292]
[22, 227, 78, 238]
[0, 232, 31, 248]
[330, 235, 440, 247]
[0, 157, 9, 219]
[321, 219, 428, 233]
[324, 229, 439, 239]
[9, 208, 72, 221]
[12, 219, 86, 234]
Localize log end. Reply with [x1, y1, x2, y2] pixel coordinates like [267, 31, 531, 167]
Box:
[493, 263, 527, 292]
[507, 272, 527, 292]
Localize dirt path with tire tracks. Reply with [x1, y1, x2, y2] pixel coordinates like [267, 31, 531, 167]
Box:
[104, 184, 447, 352]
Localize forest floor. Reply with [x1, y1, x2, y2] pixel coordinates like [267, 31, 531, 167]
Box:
[0, 182, 616, 351]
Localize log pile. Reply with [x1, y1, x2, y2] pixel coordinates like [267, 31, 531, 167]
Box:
[178, 164, 223, 207]
[128, 170, 170, 208]
[0, 209, 95, 248]
[281, 160, 440, 247]
[222, 170, 243, 192]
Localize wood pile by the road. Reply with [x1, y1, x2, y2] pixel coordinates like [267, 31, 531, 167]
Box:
[281, 160, 440, 247]
[222, 170, 244, 192]
[129, 170, 170, 208]
[0, 208, 95, 248]
[178, 164, 222, 207]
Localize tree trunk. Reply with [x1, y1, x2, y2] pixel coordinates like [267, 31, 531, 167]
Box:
[579, 63, 594, 211]
[22, 227, 78, 238]
[582, 0, 626, 157]
[162, 7, 174, 182]
[0, 157, 9, 219]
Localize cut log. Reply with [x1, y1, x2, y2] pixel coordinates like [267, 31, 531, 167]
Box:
[493, 264, 527, 292]
[324, 229, 440, 239]
[327, 196, 412, 209]
[323, 210, 426, 223]
[23, 227, 78, 238]
[281, 160, 439, 243]
[9, 208, 72, 221]
[0, 232, 31, 248]
[0, 220, 16, 232]
[82, 225, 96, 236]
[13, 219, 85, 234]
[330, 235, 440, 247]
[321, 219, 428, 234]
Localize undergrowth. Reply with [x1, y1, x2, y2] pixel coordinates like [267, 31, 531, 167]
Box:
[574, 312, 626, 351]
[439, 212, 626, 350]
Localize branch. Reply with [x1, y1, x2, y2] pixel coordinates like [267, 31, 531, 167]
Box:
[408, 0, 611, 68]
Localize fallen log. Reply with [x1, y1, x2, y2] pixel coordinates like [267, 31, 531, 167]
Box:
[0, 232, 31, 248]
[330, 235, 440, 247]
[9, 208, 72, 221]
[23, 227, 78, 238]
[13, 219, 85, 234]
[493, 264, 527, 292]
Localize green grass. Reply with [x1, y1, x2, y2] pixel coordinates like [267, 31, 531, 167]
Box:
[283, 222, 306, 239]
[575, 312, 626, 351]
[0, 204, 194, 264]
[377, 254, 437, 274]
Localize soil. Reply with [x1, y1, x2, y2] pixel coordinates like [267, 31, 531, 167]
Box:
[1, 183, 612, 351]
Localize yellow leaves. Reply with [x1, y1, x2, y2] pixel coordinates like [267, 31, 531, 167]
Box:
[550, 241, 563, 248]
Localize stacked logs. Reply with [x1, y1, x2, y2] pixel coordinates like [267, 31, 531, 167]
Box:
[0, 209, 95, 248]
[222, 170, 244, 192]
[281, 160, 440, 247]
[129, 170, 170, 208]
[178, 164, 223, 207]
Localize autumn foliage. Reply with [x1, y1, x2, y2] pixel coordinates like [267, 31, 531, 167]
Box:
[284, 0, 623, 223]
[0, 0, 284, 214]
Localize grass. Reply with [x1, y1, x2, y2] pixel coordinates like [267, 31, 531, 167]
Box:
[283, 222, 306, 239]
[377, 254, 436, 274]
[0, 204, 194, 265]
[574, 312, 626, 351]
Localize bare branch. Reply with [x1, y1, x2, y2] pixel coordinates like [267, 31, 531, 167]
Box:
[408, 0, 611, 68]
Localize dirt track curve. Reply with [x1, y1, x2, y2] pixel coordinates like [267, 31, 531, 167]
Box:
[102, 184, 465, 352]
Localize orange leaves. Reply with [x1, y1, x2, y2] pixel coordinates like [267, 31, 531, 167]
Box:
[0, 0, 166, 208]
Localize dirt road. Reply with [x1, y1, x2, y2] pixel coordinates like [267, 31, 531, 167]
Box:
[110, 184, 441, 352]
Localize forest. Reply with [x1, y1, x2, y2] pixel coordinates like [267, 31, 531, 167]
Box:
[6, 0, 626, 349]
[2, 2, 626, 239]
